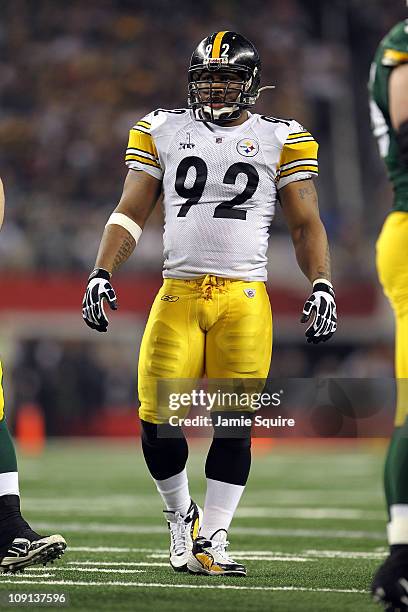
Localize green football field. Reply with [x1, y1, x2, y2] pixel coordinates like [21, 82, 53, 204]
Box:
[0, 439, 391, 611]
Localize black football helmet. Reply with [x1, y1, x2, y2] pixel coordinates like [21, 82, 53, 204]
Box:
[188, 31, 261, 123]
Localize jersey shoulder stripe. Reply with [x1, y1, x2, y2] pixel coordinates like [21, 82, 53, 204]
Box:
[125, 154, 161, 169]
[276, 119, 318, 189]
[379, 21, 408, 67]
[382, 48, 408, 66]
[280, 158, 318, 171]
[279, 165, 318, 179]
[125, 111, 163, 178]
[260, 115, 292, 128]
[132, 125, 150, 135]
[126, 147, 158, 162]
[285, 135, 315, 144]
[287, 131, 311, 139]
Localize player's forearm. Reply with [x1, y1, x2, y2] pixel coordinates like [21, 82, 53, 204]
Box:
[291, 219, 331, 284]
[94, 224, 136, 275]
[92, 170, 161, 275]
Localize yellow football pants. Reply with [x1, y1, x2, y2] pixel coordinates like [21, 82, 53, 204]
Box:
[138, 275, 272, 424]
[376, 212, 408, 426]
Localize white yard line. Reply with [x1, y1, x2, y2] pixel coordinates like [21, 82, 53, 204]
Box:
[32, 522, 386, 540]
[1, 573, 54, 578]
[69, 546, 164, 553]
[0, 578, 368, 594]
[67, 561, 169, 567]
[146, 554, 311, 562]
[67, 546, 386, 560]
[235, 508, 385, 520]
[67, 556, 311, 564]
[24, 498, 385, 519]
[304, 549, 386, 559]
[26, 567, 146, 574]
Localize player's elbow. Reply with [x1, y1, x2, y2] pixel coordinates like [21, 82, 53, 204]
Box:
[396, 120, 408, 168]
[290, 216, 325, 248]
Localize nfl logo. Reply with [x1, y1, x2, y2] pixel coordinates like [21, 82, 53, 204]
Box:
[244, 289, 256, 298]
[216, 137, 223, 144]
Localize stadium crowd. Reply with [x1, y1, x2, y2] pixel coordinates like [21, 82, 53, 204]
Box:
[0, 0, 404, 279]
[0, 0, 404, 431]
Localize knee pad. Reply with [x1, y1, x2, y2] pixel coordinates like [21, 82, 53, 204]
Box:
[140, 419, 188, 480]
[211, 410, 253, 445]
[210, 436, 251, 451]
[206, 414, 252, 486]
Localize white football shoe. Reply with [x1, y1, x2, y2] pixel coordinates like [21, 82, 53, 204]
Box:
[164, 499, 202, 572]
[187, 528, 246, 576]
[0, 534, 66, 574]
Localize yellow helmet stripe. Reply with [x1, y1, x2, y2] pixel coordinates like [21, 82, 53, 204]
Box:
[212, 31, 228, 58]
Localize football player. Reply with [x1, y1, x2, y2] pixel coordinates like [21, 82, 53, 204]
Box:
[83, 31, 337, 576]
[370, 17, 408, 611]
[0, 178, 66, 573]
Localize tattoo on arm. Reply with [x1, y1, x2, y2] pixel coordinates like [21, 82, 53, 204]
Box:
[112, 236, 136, 272]
[316, 243, 331, 281]
[298, 185, 317, 202]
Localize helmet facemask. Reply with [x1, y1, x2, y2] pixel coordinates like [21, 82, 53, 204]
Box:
[188, 64, 258, 123]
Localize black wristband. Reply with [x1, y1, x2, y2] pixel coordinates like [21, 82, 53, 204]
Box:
[88, 268, 111, 282]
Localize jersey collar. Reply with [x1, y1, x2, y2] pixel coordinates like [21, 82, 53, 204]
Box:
[190, 110, 257, 142]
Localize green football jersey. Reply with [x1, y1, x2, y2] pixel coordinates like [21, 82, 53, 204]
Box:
[369, 19, 408, 211]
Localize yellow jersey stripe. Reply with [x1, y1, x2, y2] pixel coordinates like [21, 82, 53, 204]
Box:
[279, 165, 318, 178]
[287, 131, 311, 139]
[127, 129, 159, 159]
[125, 154, 160, 168]
[131, 128, 150, 135]
[383, 48, 408, 65]
[280, 158, 318, 171]
[278, 139, 318, 169]
[212, 31, 227, 58]
[126, 146, 158, 161]
[136, 120, 151, 129]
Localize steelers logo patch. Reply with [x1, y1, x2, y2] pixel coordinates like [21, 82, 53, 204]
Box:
[237, 138, 259, 157]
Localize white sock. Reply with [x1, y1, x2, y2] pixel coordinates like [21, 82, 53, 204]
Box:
[153, 468, 191, 515]
[200, 478, 245, 539]
[387, 504, 408, 544]
[0, 472, 19, 496]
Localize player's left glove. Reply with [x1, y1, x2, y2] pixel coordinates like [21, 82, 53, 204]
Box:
[82, 268, 117, 333]
[301, 278, 337, 344]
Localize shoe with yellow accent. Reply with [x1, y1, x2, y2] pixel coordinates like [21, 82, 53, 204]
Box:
[187, 529, 246, 576]
[164, 499, 202, 572]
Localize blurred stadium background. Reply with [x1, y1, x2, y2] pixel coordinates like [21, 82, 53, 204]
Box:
[0, 0, 404, 437]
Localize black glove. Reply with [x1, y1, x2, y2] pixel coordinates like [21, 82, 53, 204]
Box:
[301, 279, 337, 344]
[82, 268, 117, 332]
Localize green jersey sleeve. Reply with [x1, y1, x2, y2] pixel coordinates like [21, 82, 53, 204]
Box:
[369, 20, 408, 211]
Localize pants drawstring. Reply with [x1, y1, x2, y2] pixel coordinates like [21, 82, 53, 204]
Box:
[199, 275, 225, 300]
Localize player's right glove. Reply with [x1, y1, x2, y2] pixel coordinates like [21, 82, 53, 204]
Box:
[301, 278, 337, 344]
[82, 268, 117, 333]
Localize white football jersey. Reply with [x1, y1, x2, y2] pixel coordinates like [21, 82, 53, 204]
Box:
[125, 109, 318, 281]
